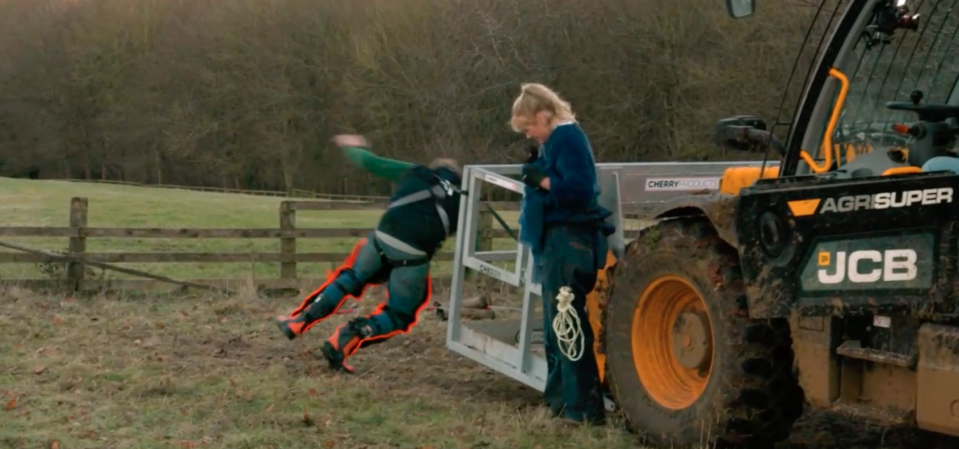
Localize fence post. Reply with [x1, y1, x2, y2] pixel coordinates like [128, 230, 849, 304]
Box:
[464, 209, 494, 281]
[477, 209, 493, 252]
[68, 197, 88, 290]
[279, 201, 297, 286]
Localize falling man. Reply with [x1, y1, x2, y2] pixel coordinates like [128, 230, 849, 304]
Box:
[274, 134, 463, 373]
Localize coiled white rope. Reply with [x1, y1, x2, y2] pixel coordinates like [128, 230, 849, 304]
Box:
[552, 286, 585, 361]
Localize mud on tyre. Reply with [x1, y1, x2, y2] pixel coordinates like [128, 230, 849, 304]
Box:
[603, 217, 804, 448]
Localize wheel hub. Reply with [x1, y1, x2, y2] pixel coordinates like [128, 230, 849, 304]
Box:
[671, 311, 712, 370]
[632, 275, 715, 410]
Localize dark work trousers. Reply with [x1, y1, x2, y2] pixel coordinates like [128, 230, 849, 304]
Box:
[539, 224, 607, 424]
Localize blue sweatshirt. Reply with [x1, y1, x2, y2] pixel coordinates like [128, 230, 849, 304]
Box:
[519, 122, 613, 258]
[541, 122, 611, 225]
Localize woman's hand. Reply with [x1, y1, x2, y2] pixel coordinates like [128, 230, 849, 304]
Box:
[522, 163, 549, 190]
[332, 134, 369, 148]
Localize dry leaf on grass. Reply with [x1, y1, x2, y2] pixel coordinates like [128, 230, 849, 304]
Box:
[50, 440, 60, 449]
[325, 440, 336, 448]
[179, 441, 197, 449]
[4, 398, 16, 410]
[303, 407, 314, 427]
[308, 388, 318, 398]
[34, 366, 46, 375]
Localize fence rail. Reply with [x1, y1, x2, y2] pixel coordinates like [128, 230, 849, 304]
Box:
[60, 178, 529, 205]
[0, 197, 589, 294]
[0, 197, 643, 294]
[57, 178, 524, 211]
[63, 178, 389, 202]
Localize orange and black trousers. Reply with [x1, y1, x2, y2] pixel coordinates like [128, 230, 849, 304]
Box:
[282, 231, 433, 365]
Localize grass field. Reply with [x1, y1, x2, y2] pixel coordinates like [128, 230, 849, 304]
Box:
[0, 286, 648, 449]
[0, 177, 644, 449]
[0, 177, 947, 449]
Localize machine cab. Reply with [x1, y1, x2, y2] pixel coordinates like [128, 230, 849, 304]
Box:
[717, 0, 959, 318]
[793, 0, 959, 180]
[721, 0, 959, 181]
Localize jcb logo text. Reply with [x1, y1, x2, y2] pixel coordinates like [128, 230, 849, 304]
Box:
[817, 249, 917, 284]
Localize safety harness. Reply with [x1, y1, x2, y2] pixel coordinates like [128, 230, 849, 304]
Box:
[373, 171, 517, 269]
[386, 178, 458, 239]
[369, 236, 431, 268]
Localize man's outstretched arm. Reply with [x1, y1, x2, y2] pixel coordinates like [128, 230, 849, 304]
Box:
[334, 134, 416, 183]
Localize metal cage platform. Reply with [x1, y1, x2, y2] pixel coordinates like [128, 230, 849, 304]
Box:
[444, 160, 779, 397]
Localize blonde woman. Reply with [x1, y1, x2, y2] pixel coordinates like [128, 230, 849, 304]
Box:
[512, 83, 613, 426]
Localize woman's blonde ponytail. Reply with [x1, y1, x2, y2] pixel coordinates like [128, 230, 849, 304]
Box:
[510, 83, 576, 132]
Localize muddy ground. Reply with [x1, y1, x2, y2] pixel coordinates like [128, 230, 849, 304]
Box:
[0, 286, 954, 449]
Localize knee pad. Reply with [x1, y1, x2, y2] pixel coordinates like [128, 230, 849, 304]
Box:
[348, 307, 418, 351]
[331, 268, 364, 297]
[306, 295, 342, 319]
[346, 316, 377, 338]
[348, 307, 416, 339]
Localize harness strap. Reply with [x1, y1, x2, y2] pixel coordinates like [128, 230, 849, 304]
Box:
[386, 184, 446, 209]
[370, 235, 431, 268]
[386, 179, 453, 238]
[384, 170, 518, 243]
[434, 200, 451, 238]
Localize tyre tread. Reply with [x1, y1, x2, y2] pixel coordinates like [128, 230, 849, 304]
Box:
[602, 217, 804, 448]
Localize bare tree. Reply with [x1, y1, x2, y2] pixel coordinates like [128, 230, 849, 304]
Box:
[0, 0, 821, 194]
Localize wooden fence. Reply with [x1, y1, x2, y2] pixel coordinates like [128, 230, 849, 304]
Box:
[0, 197, 519, 294]
[0, 197, 644, 295]
[59, 178, 527, 210]
[63, 178, 390, 203]
[61, 178, 525, 204]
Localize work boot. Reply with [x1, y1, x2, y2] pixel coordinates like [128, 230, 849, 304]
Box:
[319, 319, 375, 373]
[554, 414, 606, 427]
[274, 314, 309, 340]
[552, 408, 606, 427]
[274, 294, 341, 340]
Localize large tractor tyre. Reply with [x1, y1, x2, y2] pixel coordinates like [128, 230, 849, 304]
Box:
[603, 217, 804, 448]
